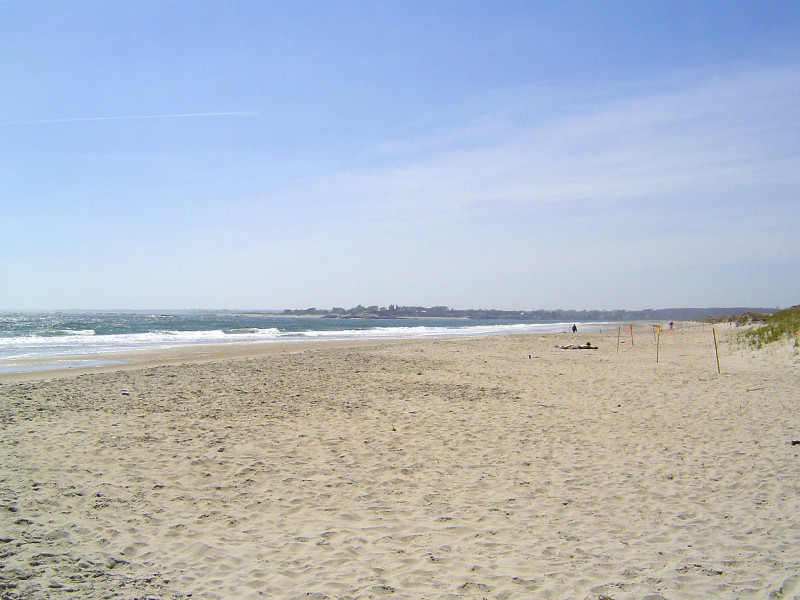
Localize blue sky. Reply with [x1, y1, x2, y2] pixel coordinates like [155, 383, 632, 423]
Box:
[2, 1, 799, 310]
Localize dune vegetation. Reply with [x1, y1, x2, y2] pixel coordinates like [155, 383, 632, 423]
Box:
[736, 305, 800, 349]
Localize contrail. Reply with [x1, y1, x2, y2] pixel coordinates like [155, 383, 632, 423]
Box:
[0, 111, 258, 125]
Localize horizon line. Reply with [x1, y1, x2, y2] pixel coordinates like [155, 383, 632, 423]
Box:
[0, 305, 782, 313]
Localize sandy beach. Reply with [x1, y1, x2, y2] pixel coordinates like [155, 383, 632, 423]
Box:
[1, 323, 799, 599]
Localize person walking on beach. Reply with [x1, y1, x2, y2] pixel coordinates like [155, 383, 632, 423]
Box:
[572, 324, 578, 333]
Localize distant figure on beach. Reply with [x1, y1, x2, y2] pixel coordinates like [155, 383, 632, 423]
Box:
[572, 324, 578, 333]
[556, 341, 597, 350]
[669, 321, 674, 330]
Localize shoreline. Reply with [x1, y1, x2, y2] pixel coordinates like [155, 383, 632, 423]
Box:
[0, 321, 624, 383]
[0, 337, 406, 383]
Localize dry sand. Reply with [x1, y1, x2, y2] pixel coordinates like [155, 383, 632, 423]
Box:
[1, 323, 799, 599]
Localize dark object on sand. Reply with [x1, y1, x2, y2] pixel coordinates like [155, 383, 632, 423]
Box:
[791, 440, 800, 446]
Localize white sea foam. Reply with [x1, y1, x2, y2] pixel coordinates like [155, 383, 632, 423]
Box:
[0, 321, 612, 363]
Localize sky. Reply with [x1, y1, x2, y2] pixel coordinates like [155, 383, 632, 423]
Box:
[2, 1, 799, 311]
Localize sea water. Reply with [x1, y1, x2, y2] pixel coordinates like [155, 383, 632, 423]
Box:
[0, 311, 607, 371]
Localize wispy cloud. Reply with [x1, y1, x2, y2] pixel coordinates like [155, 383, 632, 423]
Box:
[0, 112, 257, 126]
[312, 63, 800, 217]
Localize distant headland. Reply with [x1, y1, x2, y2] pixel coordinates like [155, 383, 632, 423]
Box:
[280, 305, 779, 321]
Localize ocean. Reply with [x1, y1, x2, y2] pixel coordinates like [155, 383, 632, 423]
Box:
[0, 311, 608, 373]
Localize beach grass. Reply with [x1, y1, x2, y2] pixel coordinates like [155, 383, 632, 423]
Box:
[736, 305, 800, 349]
